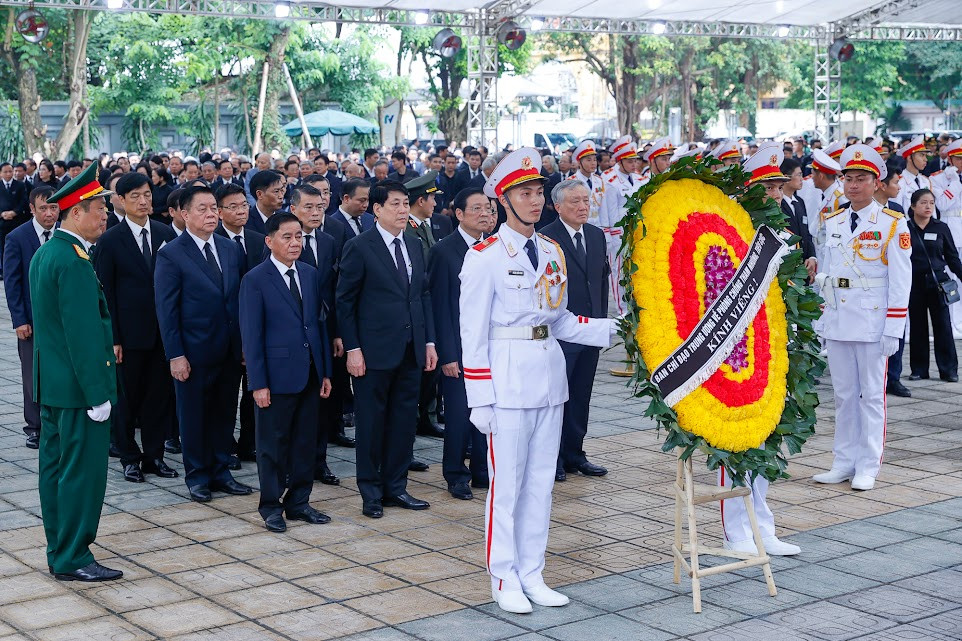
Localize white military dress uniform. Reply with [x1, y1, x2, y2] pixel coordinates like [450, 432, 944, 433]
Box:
[598, 135, 645, 315]
[800, 150, 847, 270]
[717, 144, 800, 556]
[460, 148, 614, 613]
[897, 135, 953, 214]
[930, 140, 962, 335]
[568, 141, 606, 230]
[813, 145, 912, 491]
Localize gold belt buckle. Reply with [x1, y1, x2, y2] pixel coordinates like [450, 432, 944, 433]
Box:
[532, 325, 548, 340]
[837, 278, 850, 288]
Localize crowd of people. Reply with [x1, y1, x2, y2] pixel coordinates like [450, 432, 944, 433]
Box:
[1, 130, 958, 611]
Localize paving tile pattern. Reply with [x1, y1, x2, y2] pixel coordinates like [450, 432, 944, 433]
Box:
[1, 287, 961, 640]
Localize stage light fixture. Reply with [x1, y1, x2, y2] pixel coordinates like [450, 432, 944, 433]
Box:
[829, 37, 855, 62]
[274, 0, 290, 18]
[497, 21, 526, 50]
[651, 21, 667, 35]
[432, 28, 462, 58]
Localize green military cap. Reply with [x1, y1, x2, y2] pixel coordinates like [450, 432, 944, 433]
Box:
[406, 170, 443, 200]
[48, 161, 113, 211]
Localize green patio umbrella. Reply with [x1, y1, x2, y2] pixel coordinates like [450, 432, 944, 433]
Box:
[282, 109, 378, 137]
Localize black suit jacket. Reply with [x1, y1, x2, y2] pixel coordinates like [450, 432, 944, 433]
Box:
[431, 213, 453, 241]
[323, 173, 343, 216]
[0, 180, 28, 232]
[541, 221, 609, 319]
[330, 210, 375, 241]
[427, 229, 472, 366]
[2, 219, 43, 327]
[94, 219, 176, 351]
[780, 198, 816, 260]
[336, 228, 434, 370]
[319, 215, 348, 260]
[105, 212, 124, 230]
[214, 225, 267, 274]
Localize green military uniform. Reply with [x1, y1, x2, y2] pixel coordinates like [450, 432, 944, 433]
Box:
[31, 167, 117, 575]
[404, 170, 443, 263]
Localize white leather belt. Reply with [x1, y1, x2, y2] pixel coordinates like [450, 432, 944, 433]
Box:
[832, 277, 887, 288]
[490, 325, 550, 340]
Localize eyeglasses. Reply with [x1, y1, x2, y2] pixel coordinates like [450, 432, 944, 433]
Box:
[222, 202, 249, 212]
[465, 206, 493, 214]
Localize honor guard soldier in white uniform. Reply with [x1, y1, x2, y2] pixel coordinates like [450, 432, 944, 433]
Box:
[567, 141, 605, 229]
[459, 147, 616, 614]
[717, 145, 801, 556]
[930, 139, 962, 335]
[824, 140, 846, 164]
[800, 150, 846, 266]
[899, 135, 953, 215]
[709, 139, 743, 168]
[812, 144, 912, 491]
[671, 146, 703, 164]
[598, 135, 641, 319]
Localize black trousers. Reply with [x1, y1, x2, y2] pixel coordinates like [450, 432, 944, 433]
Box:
[909, 276, 958, 378]
[235, 367, 256, 457]
[417, 368, 440, 424]
[328, 353, 351, 431]
[117, 340, 175, 466]
[352, 343, 420, 503]
[559, 341, 601, 468]
[17, 336, 40, 436]
[440, 370, 487, 487]
[174, 358, 241, 489]
[256, 367, 320, 519]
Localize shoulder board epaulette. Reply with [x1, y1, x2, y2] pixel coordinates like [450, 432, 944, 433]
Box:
[607, 174, 618, 183]
[833, 189, 843, 197]
[538, 232, 560, 248]
[931, 170, 943, 177]
[823, 208, 845, 220]
[883, 207, 904, 219]
[72, 244, 90, 261]
[472, 235, 498, 251]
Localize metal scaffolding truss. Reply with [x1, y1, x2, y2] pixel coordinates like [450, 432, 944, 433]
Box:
[813, 31, 842, 144]
[465, 10, 499, 148]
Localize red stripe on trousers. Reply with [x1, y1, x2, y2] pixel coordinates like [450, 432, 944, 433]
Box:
[719, 467, 727, 541]
[486, 433, 496, 574]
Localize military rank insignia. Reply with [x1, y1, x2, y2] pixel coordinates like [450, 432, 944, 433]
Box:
[899, 232, 911, 249]
[545, 260, 563, 286]
[73, 244, 90, 261]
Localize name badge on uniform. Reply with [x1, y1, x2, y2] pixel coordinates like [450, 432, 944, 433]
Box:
[832, 233, 842, 238]
[802, 216, 808, 224]
[508, 270, 524, 276]
[924, 232, 938, 241]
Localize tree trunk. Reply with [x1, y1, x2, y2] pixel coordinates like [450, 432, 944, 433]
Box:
[2, 9, 46, 156]
[51, 10, 92, 160]
[262, 26, 292, 152]
[617, 36, 641, 137]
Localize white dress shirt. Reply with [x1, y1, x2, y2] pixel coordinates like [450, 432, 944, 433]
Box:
[457, 225, 481, 247]
[270, 255, 300, 292]
[126, 216, 151, 255]
[375, 222, 411, 280]
[59, 228, 92, 252]
[559, 218, 584, 246]
[32, 218, 53, 244]
[186, 228, 220, 269]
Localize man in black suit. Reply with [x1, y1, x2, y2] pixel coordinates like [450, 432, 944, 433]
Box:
[246, 170, 286, 236]
[94, 172, 179, 483]
[436, 155, 464, 215]
[104, 174, 126, 230]
[458, 148, 483, 184]
[3, 185, 57, 449]
[428, 188, 492, 499]
[388, 150, 420, 184]
[330, 179, 375, 240]
[541, 180, 611, 481]
[779, 158, 817, 274]
[240, 213, 333, 532]
[0, 162, 29, 271]
[212, 159, 242, 191]
[313, 154, 343, 216]
[214, 182, 268, 464]
[336, 180, 437, 518]
[155, 185, 252, 502]
[301, 174, 349, 258]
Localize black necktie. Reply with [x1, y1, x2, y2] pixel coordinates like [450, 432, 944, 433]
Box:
[303, 235, 317, 266]
[393, 238, 409, 291]
[41, 230, 50, 244]
[204, 242, 222, 280]
[574, 231, 587, 263]
[141, 228, 151, 268]
[792, 198, 805, 222]
[524, 239, 538, 270]
[351, 216, 363, 235]
[234, 235, 246, 255]
[286, 268, 302, 309]
[850, 211, 859, 233]
[627, 174, 634, 186]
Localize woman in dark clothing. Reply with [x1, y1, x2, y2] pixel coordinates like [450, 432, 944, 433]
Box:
[150, 167, 175, 222]
[907, 188, 962, 381]
[35, 160, 59, 189]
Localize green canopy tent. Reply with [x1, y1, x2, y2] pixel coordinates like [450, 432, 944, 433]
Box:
[282, 109, 378, 137]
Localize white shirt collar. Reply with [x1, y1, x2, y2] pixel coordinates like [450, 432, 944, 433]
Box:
[457, 225, 481, 247]
[173, 225, 184, 236]
[59, 228, 92, 251]
[32, 218, 53, 242]
[376, 221, 404, 245]
[498, 222, 537, 251]
[223, 226, 244, 240]
[255, 206, 270, 224]
[186, 228, 216, 257]
[125, 216, 148, 240]
[559, 217, 583, 242]
[270, 254, 297, 280]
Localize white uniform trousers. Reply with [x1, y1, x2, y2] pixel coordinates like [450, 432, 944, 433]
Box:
[485, 404, 562, 593]
[826, 339, 888, 479]
[945, 218, 962, 337]
[605, 230, 626, 315]
[718, 469, 775, 544]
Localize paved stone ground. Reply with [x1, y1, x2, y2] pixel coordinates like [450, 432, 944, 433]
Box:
[1, 287, 961, 640]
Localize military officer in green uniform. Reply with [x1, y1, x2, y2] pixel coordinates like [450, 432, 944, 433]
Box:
[31, 162, 122, 582]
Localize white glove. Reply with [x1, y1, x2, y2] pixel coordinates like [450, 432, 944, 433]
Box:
[945, 165, 959, 176]
[470, 405, 498, 435]
[86, 400, 112, 422]
[881, 336, 900, 358]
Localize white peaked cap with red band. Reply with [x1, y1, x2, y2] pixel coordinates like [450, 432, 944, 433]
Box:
[840, 143, 887, 181]
[483, 147, 547, 199]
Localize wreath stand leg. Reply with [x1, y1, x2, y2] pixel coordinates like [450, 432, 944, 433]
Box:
[671, 453, 777, 613]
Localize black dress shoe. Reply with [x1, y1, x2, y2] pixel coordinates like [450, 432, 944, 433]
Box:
[362, 501, 383, 518]
[210, 479, 254, 495]
[887, 381, 912, 397]
[142, 459, 179, 478]
[188, 485, 212, 502]
[264, 513, 287, 533]
[416, 420, 445, 438]
[109, 443, 121, 458]
[342, 412, 355, 428]
[472, 478, 489, 489]
[382, 493, 430, 510]
[164, 438, 182, 454]
[908, 373, 928, 381]
[123, 463, 145, 483]
[54, 561, 123, 582]
[941, 374, 959, 382]
[555, 469, 567, 482]
[332, 433, 356, 448]
[287, 506, 331, 524]
[566, 461, 608, 477]
[448, 483, 473, 500]
[408, 459, 429, 472]
[227, 454, 242, 470]
[315, 465, 340, 485]
[25, 433, 39, 450]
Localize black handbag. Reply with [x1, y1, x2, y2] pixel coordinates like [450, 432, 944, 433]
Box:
[911, 223, 961, 306]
